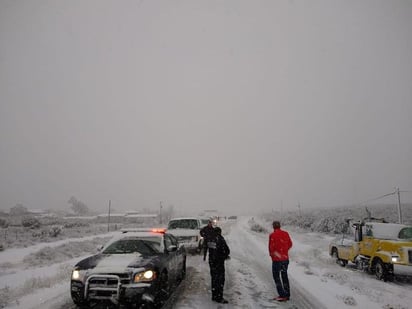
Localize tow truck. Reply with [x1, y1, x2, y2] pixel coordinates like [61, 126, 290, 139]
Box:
[329, 219, 412, 281]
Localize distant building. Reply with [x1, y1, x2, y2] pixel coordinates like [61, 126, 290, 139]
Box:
[125, 213, 158, 224]
[96, 213, 125, 223]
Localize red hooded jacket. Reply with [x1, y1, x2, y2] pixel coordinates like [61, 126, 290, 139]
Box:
[268, 228, 292, 261]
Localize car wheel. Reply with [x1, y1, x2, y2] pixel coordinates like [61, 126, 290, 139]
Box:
[178, 258, 186, 282]
[71, 293, 87, 308]
[157, 271, 170, 303]
[72, 301, 88, 308]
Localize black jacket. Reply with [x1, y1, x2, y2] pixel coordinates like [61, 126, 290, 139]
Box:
[208, 234, 230, 262]
[200, 225, 216, 244]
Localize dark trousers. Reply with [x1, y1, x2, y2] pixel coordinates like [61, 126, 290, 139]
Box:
[209, 260, 225, 301]
[272, 260, 290, 298]
[203, 243, 208, 261]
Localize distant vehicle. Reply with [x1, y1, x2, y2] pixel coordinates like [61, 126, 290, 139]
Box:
[167, 217, 205, 253]
[228, 216, 237, 220]
[70, 228, 186, 308]
[329, 220, 412, 281]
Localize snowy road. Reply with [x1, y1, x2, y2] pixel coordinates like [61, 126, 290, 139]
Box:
[1, 216, 412, 309]
[171, 217, 302, 309]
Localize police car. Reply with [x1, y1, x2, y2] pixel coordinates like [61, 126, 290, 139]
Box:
[70, 228, 186, 308]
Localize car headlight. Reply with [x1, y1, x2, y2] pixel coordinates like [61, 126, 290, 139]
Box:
[133, 270, 157, 283]
[71, 269, 86, 282]
[391, 256, 399, 262]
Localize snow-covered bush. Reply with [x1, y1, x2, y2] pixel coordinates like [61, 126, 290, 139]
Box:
[22, 217, 41, 229]
[0, 286, 11, 308]
[262, 203, 412, 234]
[0, 218, 8, 228]
[31, 230, 46, 238]
[48, 226, 63, 237]
[63, 221, 89, 228]
[313, 217, 350, 234]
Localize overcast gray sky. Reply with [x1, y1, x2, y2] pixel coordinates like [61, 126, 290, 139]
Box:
[1, 0, 411, 215]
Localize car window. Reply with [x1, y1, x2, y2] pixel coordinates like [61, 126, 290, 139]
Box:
[167, 233, 178, 246]
[164, 234, 173, 249]
[168, 219, 199, 229]
[398, 227, 412, 239]
[137, 236, 162, 253]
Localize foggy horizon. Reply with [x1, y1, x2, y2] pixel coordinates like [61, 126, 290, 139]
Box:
[1, 1, 412, 216]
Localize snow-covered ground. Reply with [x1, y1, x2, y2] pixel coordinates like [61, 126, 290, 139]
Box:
[1, 217, 411, 309]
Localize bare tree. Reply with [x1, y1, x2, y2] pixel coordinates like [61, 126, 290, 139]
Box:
[68, 196, 90, 215]
[9, 203, 28, 216]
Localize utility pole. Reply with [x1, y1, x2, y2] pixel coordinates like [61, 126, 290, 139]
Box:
[396, 187, 403, 224]
[107, 200, 111, 232]
[297, 202, 301, 217]
[159, 201, 163, 224]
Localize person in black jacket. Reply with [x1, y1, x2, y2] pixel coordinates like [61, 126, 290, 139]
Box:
[207, 226, 230, 304]
[200, 219, 215, 261]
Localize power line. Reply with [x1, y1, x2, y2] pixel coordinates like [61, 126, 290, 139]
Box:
[359, 188, 410, 224]
[360, 191, 396, 205]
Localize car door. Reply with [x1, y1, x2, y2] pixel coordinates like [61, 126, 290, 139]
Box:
[169, 233, 184, 273]
[164, 234, 178, 282]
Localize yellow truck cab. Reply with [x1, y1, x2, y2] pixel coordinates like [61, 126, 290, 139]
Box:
[329, 220, 412, 281]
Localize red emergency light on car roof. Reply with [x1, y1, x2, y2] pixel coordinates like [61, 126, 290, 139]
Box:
[151, 228, 166, 233]
[121, 228, 166, 234]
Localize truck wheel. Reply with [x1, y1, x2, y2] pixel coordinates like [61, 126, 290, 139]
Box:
[374, 259, 387, 281]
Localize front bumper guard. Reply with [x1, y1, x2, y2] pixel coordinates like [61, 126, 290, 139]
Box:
[85, 274, 122, 304]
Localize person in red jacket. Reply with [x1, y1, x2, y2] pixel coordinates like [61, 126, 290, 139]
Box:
[268, 220, 292, 302]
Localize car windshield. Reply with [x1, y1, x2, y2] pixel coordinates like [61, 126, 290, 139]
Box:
[398, 227, 412, 240]
[168, 219, 198, 229]
[103, 237, 162, 255]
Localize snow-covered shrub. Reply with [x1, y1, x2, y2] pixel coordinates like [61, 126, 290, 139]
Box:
[0, 286, 12, 308]
[63, 221, 89, 228]
[48, 226, 62, 237]
[31, 230, 46, 238]
[22, 217, 41, 229]
[313, 217, 350, 234]
[0, 218, 8, 228]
